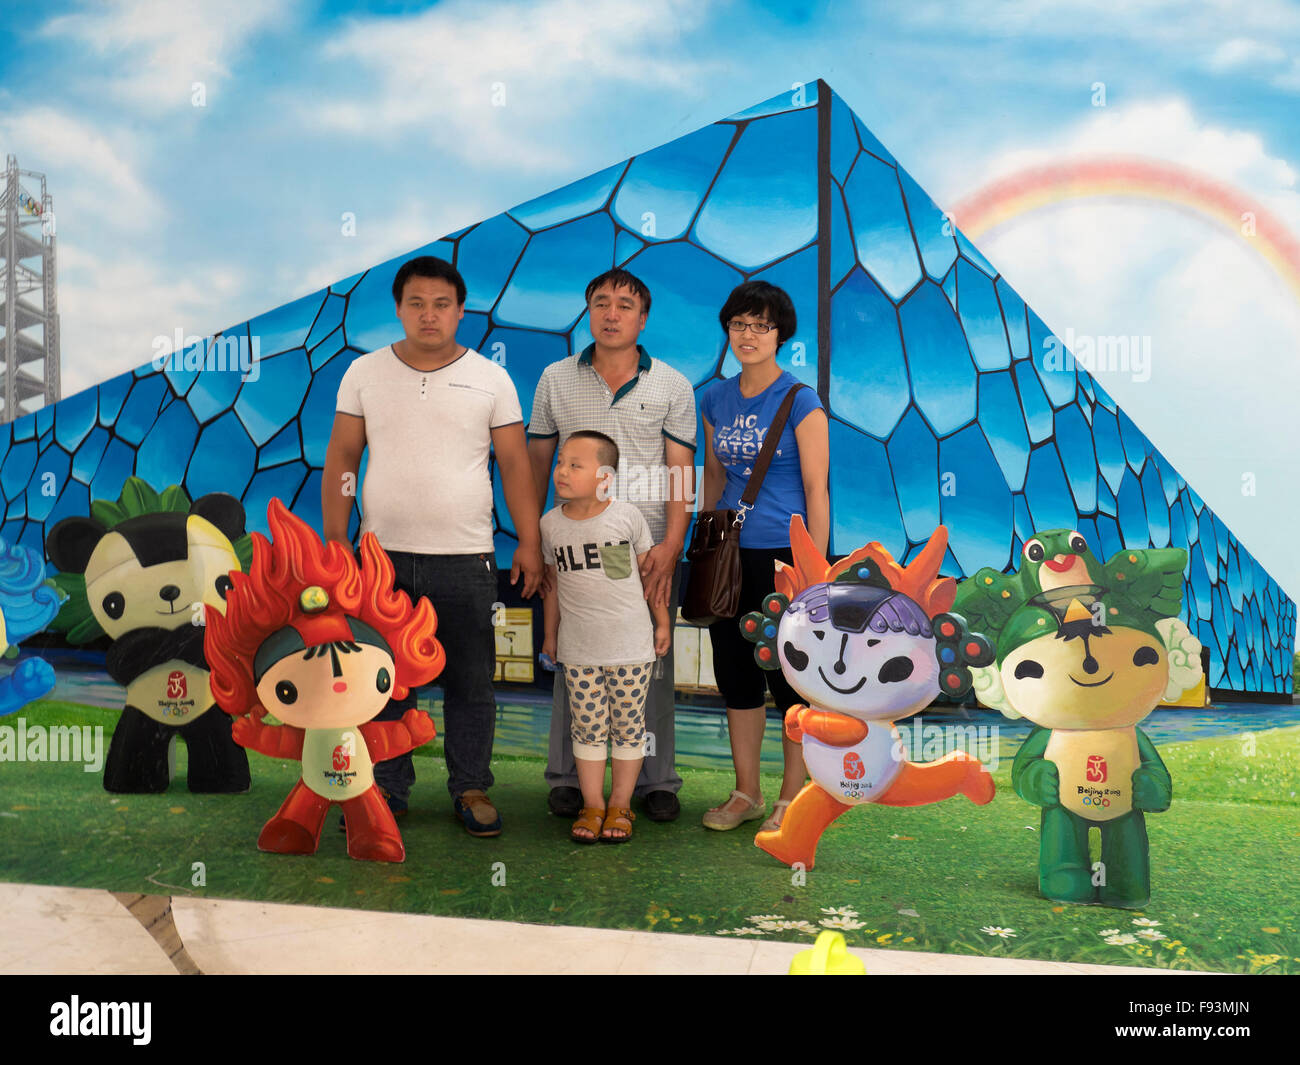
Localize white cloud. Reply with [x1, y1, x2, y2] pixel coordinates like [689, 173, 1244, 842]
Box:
[961, 97, 1298, 200]
[0, 106, 163, 228]
[54, 242, 248, 398]
[1206, 37, 1287, 72]
[273, 195, 495, 300]
[900, 0, 1300, 45]
[40, 0, 292, 112]
[307, 0, 717, 168]
[1272, 58, 1300, 92]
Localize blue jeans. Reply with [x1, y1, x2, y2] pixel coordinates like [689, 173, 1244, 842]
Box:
[372, 551, 499, 801]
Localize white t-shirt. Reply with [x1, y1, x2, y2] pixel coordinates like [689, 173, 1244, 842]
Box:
[540, 500, 655, 666]
[336, 345, 523, 554]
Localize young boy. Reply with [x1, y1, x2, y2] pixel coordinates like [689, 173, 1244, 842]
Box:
[540, 430, 672, 842]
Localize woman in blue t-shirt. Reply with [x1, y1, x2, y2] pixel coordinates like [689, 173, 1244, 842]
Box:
[698, 281, 830, 834]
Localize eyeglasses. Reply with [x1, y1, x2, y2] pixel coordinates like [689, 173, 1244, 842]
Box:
[727, 319, 777, 335]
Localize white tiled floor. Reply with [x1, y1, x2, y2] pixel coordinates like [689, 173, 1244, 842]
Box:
[0, 881, 1194, 975]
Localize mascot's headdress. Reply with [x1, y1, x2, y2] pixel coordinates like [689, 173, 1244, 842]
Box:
[206, 499, 445, 719]
[741, 517, 993, 697]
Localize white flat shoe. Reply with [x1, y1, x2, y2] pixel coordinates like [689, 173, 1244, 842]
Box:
[702, 789, 765, 831]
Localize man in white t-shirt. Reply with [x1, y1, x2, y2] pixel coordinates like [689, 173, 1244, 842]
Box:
[323, 256, 543, 837]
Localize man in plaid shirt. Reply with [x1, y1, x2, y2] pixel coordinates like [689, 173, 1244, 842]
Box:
[527, 269, 696, 822]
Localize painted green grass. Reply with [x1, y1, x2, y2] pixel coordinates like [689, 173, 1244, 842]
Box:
[1, 710, 1296, 974]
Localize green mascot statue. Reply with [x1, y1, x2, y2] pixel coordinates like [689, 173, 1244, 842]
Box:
[954, 530, 1203, 908]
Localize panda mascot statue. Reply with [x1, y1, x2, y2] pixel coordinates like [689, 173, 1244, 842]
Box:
[46, 487, 250, 794]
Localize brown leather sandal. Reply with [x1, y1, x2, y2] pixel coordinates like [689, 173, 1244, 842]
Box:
[571, 807, 605, 844]
[601, 806, 635, 843]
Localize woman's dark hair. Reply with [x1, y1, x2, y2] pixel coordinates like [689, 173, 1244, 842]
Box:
[392, 256, 467, 306]
[585, 269, 652, 315]
[718, 281, 797, 346]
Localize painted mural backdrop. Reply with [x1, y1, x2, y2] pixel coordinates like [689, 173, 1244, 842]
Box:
[2, 82, 1291, 693]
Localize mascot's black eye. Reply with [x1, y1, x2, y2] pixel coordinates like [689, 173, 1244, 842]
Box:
[1133, 646, 1160, 667]
[1014, 660, 1045, 680]
[102, 592, 125, 620]
[1025, 541, 1045, 563]
[1069, 533, 1087, 553]
[376, 668, 392, 693]
[215, 575, 233, 600]
[274, 681, 298, 705]
[783, 642, 809, 671]
[878, 656, 914, 684]
[813, 630, 825, 641]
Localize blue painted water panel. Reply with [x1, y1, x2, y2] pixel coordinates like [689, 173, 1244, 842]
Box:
[613, 124, 735, 242]
[497, 214, 616, 330]
[693, 108, 818, 271]
[843, 152, 921, 301]
[829, 271, 910, 439]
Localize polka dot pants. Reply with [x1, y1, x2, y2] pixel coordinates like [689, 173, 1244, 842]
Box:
[563, 662, 653, 761]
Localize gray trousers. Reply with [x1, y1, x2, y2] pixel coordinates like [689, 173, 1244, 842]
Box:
[544, 567, 681, 796]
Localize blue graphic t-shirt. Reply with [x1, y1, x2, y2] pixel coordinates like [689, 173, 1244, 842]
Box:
[700, 371, 823, 548]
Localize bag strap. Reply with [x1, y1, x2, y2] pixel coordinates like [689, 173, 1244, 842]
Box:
[737, 384, 807, 520]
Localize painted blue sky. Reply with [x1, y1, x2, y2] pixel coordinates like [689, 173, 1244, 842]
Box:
[5, 0, 1300, 610]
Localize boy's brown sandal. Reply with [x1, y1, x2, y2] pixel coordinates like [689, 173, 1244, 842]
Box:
[571, 807, 605, 844]
[601, 806, 635, 843]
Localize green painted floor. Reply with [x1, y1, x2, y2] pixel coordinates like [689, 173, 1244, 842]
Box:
[1, 710, 1296, 974]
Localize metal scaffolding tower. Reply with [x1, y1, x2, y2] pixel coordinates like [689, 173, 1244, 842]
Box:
[0, 155, 60, 423]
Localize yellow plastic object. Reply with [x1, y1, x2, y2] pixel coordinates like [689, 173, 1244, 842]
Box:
[1160, 671, 1206, 707]
[788, 931, 866, 975]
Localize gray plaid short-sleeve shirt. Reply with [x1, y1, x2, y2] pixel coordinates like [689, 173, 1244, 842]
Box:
[528, 344, 696, 543]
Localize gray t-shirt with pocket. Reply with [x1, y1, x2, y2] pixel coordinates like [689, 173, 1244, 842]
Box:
[540, 500, 655, 666]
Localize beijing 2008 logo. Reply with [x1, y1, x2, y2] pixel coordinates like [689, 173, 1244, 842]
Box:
[166, 671, 187, 699]
[842, 751, 865, 780]
[1086, 755, 1107, 783]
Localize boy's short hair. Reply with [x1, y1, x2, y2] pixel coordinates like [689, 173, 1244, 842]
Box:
[392, 256, 467, 306]
[584, 269, 652, 315]
[718, 280, 797, 345]
[565, 430, 619, 470]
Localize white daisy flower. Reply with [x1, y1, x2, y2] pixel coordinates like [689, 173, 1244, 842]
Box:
[776, 920, 818, 933]
[717, 927, 766, 936]
[980, 926, 1017, 938]
[819, 916, 867, 930]
[820, 906, 860, 917]
[752, 921, 783, 931]
[747, 914, 785, 924]
[1131, 917, 1161, 927]
[1135, 929, 1167, 941]
[1104, 933, 1138, 946]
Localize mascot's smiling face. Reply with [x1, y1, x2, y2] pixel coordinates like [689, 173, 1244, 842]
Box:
[998, 602, 1170, 729]
[83, 516, 240, 637]
[255, 637, 397, 731]
[46, 493, 246, 640]
[776, 581, 940, 721]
